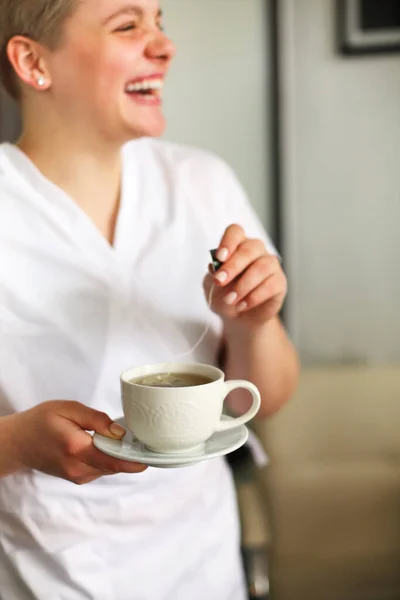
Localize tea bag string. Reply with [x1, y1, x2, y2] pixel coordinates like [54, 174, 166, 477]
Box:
[169, 249, 221, 362]
[169, 283, 215, 362]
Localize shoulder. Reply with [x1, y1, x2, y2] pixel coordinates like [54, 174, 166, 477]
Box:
[122, 138, 275, 251]
[123, 138, 237, 189]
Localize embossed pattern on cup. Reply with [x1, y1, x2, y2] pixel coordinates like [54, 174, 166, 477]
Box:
[128, 399, 217, 451]
[121, 362, 261, 454]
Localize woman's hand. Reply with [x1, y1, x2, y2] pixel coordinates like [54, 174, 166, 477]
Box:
[1, 401, 147, 483]
[204, 225, 287, 328]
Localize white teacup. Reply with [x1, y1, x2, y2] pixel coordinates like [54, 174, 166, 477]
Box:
[120, 362, 261, 454]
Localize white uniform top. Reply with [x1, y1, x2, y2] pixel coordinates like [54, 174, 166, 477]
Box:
[0, 139, 275, 600]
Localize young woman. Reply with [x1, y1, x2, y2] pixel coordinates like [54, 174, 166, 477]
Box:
[0, 0, 299, 597]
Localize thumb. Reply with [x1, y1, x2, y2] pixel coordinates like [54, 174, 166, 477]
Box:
[59, 401, 126, 439]
[203, 272, 214, 297]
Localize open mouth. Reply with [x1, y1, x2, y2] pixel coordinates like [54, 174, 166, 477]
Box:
[125, 79, 164, 99]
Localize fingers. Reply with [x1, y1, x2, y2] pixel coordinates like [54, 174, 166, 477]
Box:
[237, 277, 286, 316]
[53, 402, 148, 478]
[19, 402, 147, 485]
[62, 431, 148, 480]
[61, 455, 147, 486]
[230, 256, 280, 304]
[205, 225, 287, 320]
[222, 256, 284, 309]
[57, 401, 126, 440]
[214, 225, 246, 263]
[213, 238, 266, 287]
[78, 444, 148, 475]
[203, 272, 214, 298]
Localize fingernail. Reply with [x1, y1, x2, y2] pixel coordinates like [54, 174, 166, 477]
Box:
[109, 423, 126, 438]
[224, 291, 238, 306]
[238, 301, 248, 312]
[215, 271, 228, 284]
[216, 247, 229, 262]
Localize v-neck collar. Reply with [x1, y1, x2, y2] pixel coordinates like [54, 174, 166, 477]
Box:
[2, 142, 137, 274]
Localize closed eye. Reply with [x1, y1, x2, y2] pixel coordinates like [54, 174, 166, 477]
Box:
[115, 22, 165, 33]
[116, 22, 137, 32]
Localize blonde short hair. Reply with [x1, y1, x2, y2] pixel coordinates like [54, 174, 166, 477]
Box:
[0, 0, 77, 99]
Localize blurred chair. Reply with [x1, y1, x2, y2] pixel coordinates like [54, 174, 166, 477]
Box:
[239, 366, 400, 600]
[230, 445, 271, 600]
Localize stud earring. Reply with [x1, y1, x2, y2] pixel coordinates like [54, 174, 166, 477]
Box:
[37, 77, 46, 87]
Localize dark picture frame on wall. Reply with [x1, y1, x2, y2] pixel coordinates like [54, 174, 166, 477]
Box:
[337, 0, 400, 56]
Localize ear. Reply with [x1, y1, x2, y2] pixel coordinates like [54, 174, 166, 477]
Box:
[6, 35, 51, 92]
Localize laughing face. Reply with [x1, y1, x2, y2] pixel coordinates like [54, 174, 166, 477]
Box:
[41, 0, 176, 143]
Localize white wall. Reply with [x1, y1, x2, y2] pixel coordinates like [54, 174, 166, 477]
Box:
[282, 0, 400, 364]
[161, 0, 272, 228]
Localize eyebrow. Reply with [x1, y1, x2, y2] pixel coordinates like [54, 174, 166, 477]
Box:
[103, 5, 163, 25]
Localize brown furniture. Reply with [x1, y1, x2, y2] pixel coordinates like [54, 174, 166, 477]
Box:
[239, 366, 400, 600]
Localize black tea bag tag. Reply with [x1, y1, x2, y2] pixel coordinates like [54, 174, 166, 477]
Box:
[210, 249, 223, 272]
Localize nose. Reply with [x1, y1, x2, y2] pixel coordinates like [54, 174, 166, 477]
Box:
[146, 30, 176, 65]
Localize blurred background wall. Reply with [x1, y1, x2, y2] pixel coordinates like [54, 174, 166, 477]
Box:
[161, 0, 273, 230]
[281, 0, 400, 365]
[0, 90, 20, 142]
[264, 3, 400, 599]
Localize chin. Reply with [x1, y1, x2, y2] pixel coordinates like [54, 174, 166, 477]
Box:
[121, 112, 167, 141]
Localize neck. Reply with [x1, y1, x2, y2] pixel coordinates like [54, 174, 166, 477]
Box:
[18, 103, 127, 245]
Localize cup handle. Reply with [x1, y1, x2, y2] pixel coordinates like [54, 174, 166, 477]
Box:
[215, 380, 261, 431]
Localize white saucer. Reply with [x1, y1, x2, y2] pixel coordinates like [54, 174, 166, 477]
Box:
[93, 416, 249, 469]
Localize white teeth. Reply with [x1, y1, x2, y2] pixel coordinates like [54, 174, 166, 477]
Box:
[125, 79, 163, 92]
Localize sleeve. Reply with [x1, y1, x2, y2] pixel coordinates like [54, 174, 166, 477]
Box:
[206, 156, 280, 259]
